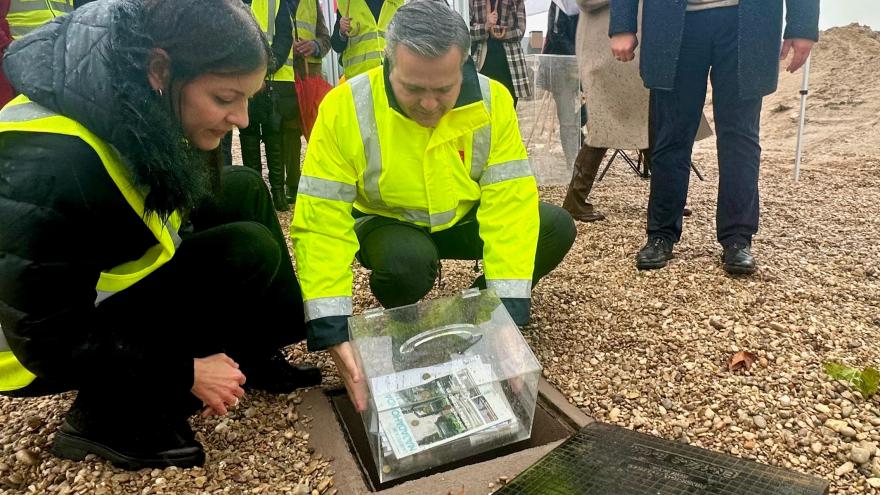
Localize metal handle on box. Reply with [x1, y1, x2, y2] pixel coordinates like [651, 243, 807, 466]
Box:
[398, 324, 482, 355]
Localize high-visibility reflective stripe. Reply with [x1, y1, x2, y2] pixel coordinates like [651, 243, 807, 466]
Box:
[0, 327, 8, 353]
[299, 176, 357, 202]
[295, 20, 316, 35]
[364, 206, 456, 227]
[479, 159, 532, 186]
[348, 31, 383, 44]
[487, 279, 532, 298]
[344, 51, 383, 67]
[267, 0, 276, 41]
[350, 75, 385, 206]
[0, 101, 56, 122]
[471, 75, 492, 180]
[9, 0, 51, 14]
[304, 297, 352, 321]
[9, 0, 71, 14]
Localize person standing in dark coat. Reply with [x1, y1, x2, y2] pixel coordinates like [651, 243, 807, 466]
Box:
[610, 0, 819, 274]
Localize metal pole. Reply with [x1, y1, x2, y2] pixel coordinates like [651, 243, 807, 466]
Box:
[794, 55, 811, 182]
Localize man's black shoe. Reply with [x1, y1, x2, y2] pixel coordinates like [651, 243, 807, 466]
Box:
[52, 417, 205, 470]
[242, 350, 322, 394]
[722, 243, 756, 275]
[636, 237, 674, 270]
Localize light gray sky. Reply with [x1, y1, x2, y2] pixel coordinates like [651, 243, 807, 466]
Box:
[526, 1, 879, 34]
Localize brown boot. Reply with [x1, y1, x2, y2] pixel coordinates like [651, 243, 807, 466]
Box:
[563, 145, 608, 222]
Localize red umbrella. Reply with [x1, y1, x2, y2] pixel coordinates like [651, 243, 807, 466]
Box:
[294, 29, 332, 140]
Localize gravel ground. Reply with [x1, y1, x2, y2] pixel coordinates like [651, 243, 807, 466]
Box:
[2, 25, 879, 495]
[3, 152, 877, 494]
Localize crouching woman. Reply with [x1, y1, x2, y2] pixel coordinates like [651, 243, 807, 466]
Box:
[0, 0, 320, 470]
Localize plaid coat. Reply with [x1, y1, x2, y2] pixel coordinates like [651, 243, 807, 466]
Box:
[469, 0, 532, 99]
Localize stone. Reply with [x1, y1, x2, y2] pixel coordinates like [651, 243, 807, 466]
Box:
[814, 404, 830, 414]
[840, 426, 858, 439]
[753, 415, 767, 429]
[866, 478, 880, 489]
[15, 449, 39, 466]
[826, 419, 848, 432]
[849, 446, 871, 464]
[609, 408, 621, 422]
[779, 395, 792, 408]
[834, 462, 854, 476]
[810, 442, 823, 454]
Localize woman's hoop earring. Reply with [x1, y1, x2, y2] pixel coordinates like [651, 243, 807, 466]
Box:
[156, 88, 164, 97]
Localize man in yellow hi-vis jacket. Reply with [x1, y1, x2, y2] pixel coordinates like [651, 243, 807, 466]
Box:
[292, 0, 575, 411]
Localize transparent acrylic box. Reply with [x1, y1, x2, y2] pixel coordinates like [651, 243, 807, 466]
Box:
[348, 288, 542, 483]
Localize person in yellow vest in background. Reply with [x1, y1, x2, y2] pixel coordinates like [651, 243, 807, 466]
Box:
[293, 0, 576, 412]
[330, 0, 402, 79]
[283, 0, 330, 204]
[5, 0, 73, 39]
[0, 0, 320, 470]
[242, 0, 297, 211]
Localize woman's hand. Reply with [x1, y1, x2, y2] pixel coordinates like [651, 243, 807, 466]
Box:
[192, 353, 246, 417]
[486, 11, 498, 29]
[294, 39, 318, 57]
[340, 17, 352, 37]
[610, 33, 638, 62]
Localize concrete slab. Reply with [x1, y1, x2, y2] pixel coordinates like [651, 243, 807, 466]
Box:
[302, 377, 589, 494]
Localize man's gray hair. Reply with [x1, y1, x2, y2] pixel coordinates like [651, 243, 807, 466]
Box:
[384, 0, 471, 66]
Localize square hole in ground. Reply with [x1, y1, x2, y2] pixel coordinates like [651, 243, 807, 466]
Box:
[327, 382, 585, 492]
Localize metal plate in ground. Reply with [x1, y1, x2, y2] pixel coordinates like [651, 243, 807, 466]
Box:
[494, 422, 829, 495]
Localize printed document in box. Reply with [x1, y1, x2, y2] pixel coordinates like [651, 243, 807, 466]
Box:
[372, 357, 515, 460]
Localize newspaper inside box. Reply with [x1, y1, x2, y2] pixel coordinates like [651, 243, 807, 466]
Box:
[348, 289, 542, 483]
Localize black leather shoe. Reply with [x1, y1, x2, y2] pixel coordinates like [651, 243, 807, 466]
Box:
[242, 351, 322, 394]
[271, 187, 289, 212]
[52, 407, 205, 470]
[636, 237, 674, 270]
[722, 243, 756, 275]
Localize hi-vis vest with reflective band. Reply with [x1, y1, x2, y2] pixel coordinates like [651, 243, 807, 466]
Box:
[340, 0, 402, 79]
[7, 0, 73, 39]
[295, 0, 322, 65]
[0, 95, 182, 392]
[292, 67, 539, 324]
[251, 0, 296, 82]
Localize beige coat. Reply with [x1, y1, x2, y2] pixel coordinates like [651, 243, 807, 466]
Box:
[576, 0, 710, 149]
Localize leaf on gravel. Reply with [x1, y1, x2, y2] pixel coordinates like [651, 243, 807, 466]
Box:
[728, 351, 757, 372]
[824, 362, 880, 398]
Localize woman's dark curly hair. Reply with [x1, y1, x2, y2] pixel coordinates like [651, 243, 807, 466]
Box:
[111, 0, 271, 220]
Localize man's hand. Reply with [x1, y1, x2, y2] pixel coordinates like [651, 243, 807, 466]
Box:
[192, 353, 246, 417]
[329, 342, 369, 412]
[610, 32, 638, 62]
[781, 38, 815, 73]
[486, 10, 498, 29]
[340, 17, 352, 37]
[294, 39, 318, 57]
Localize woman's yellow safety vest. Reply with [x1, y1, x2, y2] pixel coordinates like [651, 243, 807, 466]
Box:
[250, 0, 296, 82]
[6, 0, 73, 39]
[0, 95, 182, 391]
[340, 0, 403, 79]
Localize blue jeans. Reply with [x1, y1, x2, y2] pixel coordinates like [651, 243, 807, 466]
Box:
[648, 6, 763, 247]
